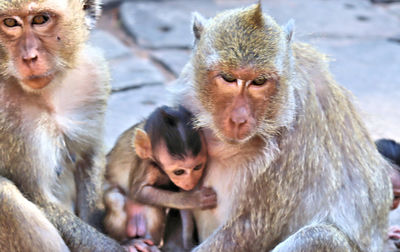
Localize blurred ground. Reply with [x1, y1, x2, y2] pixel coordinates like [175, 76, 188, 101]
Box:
[91, 0, 400, 250]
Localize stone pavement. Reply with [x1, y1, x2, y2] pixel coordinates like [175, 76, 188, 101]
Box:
[91, 0, 400, 249]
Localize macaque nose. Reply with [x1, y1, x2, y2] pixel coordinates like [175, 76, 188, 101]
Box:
[230, 107, 248, 127]
[22, 51, 38, 65]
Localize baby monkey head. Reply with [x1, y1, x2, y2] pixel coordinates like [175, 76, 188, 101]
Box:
[134, 106, 207, 191]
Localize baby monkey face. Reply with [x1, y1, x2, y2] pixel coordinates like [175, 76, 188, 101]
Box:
[155, 138, 208, 191]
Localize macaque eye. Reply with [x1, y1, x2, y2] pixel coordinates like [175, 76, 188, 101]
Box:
[252, 77, 267, 86]
[32, 15, 50, 25]
[3, 18, 19, 27]
[193, 164, 203, 171]
[221, 73, 236, 83]
[173, 169, 185, 176]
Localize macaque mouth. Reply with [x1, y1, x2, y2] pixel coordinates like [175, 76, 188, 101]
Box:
[26, 70, 55, 80]
[21, 70, 56, 89]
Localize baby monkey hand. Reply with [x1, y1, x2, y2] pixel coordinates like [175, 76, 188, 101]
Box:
[190, 187, 217, 210]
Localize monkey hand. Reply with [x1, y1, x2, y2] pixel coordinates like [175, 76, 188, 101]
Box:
[122, 238, 160, 252]
[389, 225, 400, 240]
[191, 187, 217, 210]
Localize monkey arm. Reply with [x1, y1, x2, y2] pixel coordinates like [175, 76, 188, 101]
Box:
[180, 209, 195, 249]
[74, 150, 106, 230]
[193, 213, 352, 252]
[271, 224, 353, 251]
[133, 185, 198, 210]
[39, 198, 125, 252]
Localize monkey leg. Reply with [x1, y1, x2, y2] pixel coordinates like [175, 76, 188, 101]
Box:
[0, 177, 70, 252]
[271, 224, 353, 252]
[180, 209, 195, 250]
[125, 201, 166, 245]
[143, 205, 166, 245]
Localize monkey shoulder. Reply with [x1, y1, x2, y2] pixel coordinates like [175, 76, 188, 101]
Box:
[106, 123, 145, 191]
[79, 44, 110, 94]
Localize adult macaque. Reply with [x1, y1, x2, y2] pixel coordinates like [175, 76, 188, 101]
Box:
[173, 3, 392, 251]
[0, 0, 125, 251]
[105, 106, 216, 250]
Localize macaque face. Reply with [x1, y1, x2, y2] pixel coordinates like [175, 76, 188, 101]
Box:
[154, 139, 207, 191]
[0, 0, 85, 91]
[205, 67, 278, 143]
[0, 9, 61, 89]
[391, 169, 400, 210]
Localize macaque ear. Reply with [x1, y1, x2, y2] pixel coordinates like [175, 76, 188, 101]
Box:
[192, 12, 207, 43]
[82, 0, 102, 29]
[284, 19, 295, 43]
[133, 129, 152, 159]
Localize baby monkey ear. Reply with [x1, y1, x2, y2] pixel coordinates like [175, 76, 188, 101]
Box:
[133, 128, 152, 159]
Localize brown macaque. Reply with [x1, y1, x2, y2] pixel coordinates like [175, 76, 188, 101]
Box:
[0, 0, 126, 251]
[104, 106, 217, 250]
[171, 3, 392, 251]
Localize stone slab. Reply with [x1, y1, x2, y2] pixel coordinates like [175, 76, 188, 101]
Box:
[89, 29, 166, 91]
[105, 85, 172, 149]
[120, 1, 194, 49]
[150, 49, 191, 76]
[89, 29, 132, 60]
[109, 56, 166, 92]
[119, 0, 229, 49]
[119, 0, 400, 50]
[261, 0, 400, 40]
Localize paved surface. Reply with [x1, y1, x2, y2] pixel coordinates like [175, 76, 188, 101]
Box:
[92, 0, 400, 249]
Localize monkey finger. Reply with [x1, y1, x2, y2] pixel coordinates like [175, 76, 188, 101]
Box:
[389, 232, 400, 240]
[389, 225, 400, 240]
[201, 187, 216, 196]
[132, 239, 153, 252]
[204, 194, 218, 204]
[201, 197, 218, 209]
[143, 239, 155, 246]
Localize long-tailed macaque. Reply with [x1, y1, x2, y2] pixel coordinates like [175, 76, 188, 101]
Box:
[105, 106, 216, 250]
[173, 3, 392, 251]
[0, 0, 125, 251]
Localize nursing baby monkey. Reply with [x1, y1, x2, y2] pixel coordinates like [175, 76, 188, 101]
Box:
[104, 106, 217, 250]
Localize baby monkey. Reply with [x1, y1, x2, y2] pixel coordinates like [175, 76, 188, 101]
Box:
[104, 106, 217, 250]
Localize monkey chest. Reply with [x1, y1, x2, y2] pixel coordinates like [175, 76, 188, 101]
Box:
[193, 158, 239, 241]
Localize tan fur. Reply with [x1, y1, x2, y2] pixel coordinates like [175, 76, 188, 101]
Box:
[173, 4, 392, 251]
[105, 120, 215, 249]
[106, 123, 143, 193]
[105, 122, 166, 244]
[0, 177, 69, 252]
[103, 187, 128, 241]
[0, 1, 124, 251]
